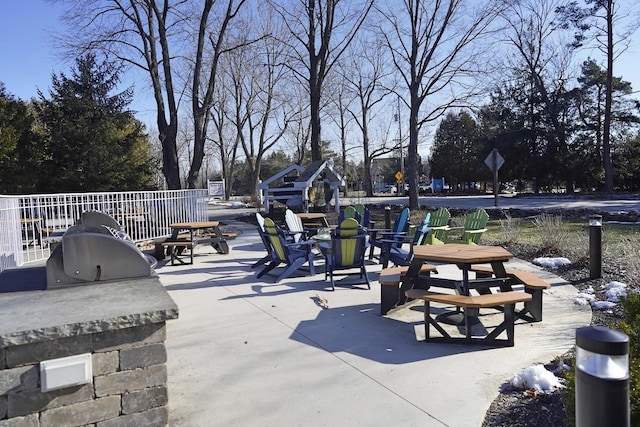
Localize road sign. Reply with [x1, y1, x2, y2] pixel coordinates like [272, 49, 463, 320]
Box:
[484, 149, 505, 172]
[484, 149, 504, 208]
[395, 171, 403, 181]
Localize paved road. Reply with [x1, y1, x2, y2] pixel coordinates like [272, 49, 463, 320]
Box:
[344, 194, 640, 212]
[210, 194, 640, 221]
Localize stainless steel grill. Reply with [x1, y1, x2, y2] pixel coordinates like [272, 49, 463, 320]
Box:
[46, 212, 155, 287]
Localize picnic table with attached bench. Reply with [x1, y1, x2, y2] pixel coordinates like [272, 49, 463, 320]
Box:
[379, 243, 549, 346]
[162, 221, 237, 265]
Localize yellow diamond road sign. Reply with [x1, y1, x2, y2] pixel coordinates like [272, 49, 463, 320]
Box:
[395, 171, 403, 181]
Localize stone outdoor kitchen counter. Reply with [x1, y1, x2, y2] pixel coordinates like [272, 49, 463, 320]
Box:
[0, 275, 179, 347]
[0, 272, 179, 426]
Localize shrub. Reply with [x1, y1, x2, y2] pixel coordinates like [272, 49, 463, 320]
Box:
[622, 238, 640, 289]
[618, 291, 640, 424]
[533, 213, 569, 254]
[499, 213, 521, 244]
[562, 231, 589, 266]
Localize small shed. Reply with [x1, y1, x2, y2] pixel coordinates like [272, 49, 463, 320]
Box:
[258, 160, 345, 213]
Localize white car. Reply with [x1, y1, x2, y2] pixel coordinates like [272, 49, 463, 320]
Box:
[379, 184, 397, 194]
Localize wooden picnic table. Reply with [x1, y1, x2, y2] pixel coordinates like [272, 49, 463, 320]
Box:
[20, 217, 44, 247]
[296, 213, 329, 228]
[400, 244, 515, 325]
[164, 221, 234, 265]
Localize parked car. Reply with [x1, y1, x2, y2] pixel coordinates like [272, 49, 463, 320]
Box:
[419, 183, 432, 194]
[378, 184, 397, 194]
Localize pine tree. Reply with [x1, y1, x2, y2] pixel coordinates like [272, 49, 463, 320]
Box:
[35, 54, 156, 193]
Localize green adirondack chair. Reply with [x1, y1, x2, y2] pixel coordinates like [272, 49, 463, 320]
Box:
[426, 207, 451, 244]
[338, 206, 359, 223]
[441, 208, 489, 244]
[353, 204, 371, 229]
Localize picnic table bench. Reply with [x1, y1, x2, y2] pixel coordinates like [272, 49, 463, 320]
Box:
[405, 288, 532, 347]
[469, 265, 551, 322]
[161, 221, 237, 265]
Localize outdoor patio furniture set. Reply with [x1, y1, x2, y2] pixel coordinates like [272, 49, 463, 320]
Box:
[252, 205, 551, 347]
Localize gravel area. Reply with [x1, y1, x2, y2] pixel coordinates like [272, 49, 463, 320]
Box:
[480, 241, 625, 427]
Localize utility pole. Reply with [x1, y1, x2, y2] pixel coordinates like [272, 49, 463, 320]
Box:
[397, 95, 404, 195]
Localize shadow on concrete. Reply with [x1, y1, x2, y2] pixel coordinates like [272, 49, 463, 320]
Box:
[288, 302, 501, 364]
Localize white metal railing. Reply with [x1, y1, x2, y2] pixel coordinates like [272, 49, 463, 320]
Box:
[0, 189, 209, 272]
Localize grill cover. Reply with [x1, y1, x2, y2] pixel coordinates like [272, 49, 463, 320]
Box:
[46, 213, 154, 287]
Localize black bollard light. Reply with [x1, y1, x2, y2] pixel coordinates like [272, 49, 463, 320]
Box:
[384, 205, 391, 230]
[589, 214, 602, 279]
[576, 326, 629, 427]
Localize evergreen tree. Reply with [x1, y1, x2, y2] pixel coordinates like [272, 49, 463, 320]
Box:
[35, 54, 156, 193]
[0, 84, 41, 193]
[429, 112, 482, 191]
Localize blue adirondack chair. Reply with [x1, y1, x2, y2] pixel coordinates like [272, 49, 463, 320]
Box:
[381, 212, 432, 268]
[257, 218, 316, 282]
[325, 218, 370, 291]
[368, 207, 410, 260]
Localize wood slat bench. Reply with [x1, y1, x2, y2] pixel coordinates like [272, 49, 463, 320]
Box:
[470, 265, 551, 322]
[405, 289, 533, 347]
[379, 265, 438, 315]
[161, 240, 194, 265]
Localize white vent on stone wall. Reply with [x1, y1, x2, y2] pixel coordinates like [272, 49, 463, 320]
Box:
[40, 353, 92, 392]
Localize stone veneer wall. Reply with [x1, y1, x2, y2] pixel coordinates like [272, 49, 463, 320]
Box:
[0, 276, 179, 427]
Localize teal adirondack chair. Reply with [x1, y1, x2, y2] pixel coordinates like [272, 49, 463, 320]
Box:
[325, 218, 370, 291]
[257, 218, 315, 282]
[441, 208, 489, 244]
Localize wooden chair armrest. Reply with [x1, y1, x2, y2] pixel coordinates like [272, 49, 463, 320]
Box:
[465, 228, 487, 235]
[467, 228, 487, 234]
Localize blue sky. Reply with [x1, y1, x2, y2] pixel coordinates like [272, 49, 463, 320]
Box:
[1, 1, 639, 133]
[0, 1, 156, 125]
[0, 1, 68, 100]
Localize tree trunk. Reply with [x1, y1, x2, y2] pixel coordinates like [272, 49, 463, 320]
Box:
[408, 92, 420, 209]
[158, 116, 180, 189]
[310, 76, 322, 162]
[603, 0, 614, 193]
[188, 111, 207, 189]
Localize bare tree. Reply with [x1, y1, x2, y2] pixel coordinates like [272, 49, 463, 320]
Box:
[342, 39, 393, 196]
[327, 77, 354, 196]
[220, 5, 294, 199]
[377, 1, 501, 208]
[209, 80, 238, 198]
[186, 0, 249, 189]
[283, 94, 313, 165]
[269, 0, 374, 162]
[54, 0, 189, 188]
[501, 0, 577, 191]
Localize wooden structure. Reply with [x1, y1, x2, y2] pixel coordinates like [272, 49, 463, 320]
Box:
[258, 160, 345, 213]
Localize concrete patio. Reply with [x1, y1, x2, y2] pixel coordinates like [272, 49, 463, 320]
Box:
[159, 217, 591, 426]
